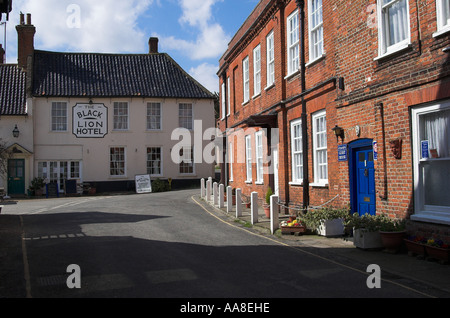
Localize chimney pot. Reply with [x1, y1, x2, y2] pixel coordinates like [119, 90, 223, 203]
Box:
[20, 12, 24, 24]
[27, 13, 31, 25]
[0, 44, 4, 64]
[149, 37, 159, 54]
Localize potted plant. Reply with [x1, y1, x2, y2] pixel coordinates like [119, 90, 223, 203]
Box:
[378, 215, 406, 253]
[346, 213, 384, 249]
[303, 207, 349, 237]
[404, 235, 427, 258]
[263, 187, 273, 218]
[425, 238, 450, 263]
[280, 218, 306, 235]
[29, 177, 45, 197]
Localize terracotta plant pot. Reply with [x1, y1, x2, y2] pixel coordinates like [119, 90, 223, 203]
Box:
[380, 231, 406, 253]
[404, 239, 427, 257]
[425, 245, 450, 263]
[264, 205, 270, 218]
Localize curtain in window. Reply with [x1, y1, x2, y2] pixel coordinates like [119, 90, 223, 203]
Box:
[383, 0, 408, 46]
[421, 109, 450, 158]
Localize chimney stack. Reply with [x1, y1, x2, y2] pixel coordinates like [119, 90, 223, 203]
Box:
[16, 13, 35, 70]
[149, 37, 159, 54]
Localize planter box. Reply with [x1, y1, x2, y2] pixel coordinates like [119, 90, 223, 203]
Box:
[353, 228, 383, 249]
[318, 218, 344, 237]
[281, 226, 306, 236]
[426, 245, 450, 263]
[404, 239, 427, 257]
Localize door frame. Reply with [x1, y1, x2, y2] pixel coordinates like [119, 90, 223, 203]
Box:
[7, 159, 26, 195]
[348, 138, 375, 216]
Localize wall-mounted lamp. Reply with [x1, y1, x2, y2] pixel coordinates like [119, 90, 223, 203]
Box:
[12, 125, 20, 138]
[332, 125, 344, 142]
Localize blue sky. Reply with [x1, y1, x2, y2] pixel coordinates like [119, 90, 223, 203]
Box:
[1, 0, 259, 93]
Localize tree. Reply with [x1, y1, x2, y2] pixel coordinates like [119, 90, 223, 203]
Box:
[0, 138, 10, 178]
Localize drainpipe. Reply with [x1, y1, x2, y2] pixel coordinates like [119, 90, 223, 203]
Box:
[296, 0, 309, 210]
[221, 72, 228, 186]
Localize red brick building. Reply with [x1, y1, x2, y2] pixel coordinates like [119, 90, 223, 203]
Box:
[217, 0, 450, 238]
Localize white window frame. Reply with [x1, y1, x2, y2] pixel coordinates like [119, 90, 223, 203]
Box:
[37, 160, 82, 193]
[179, 103, 193, 130]
[147, 102, 162, 130]
[434, 0, 450, 37]
[147, 147, 163, 177]
[245, 135, 252, 183]
[51, 102, 68, 132]
[411, 101, 450, 225]
[110, 146, 126, 177]
[221, 82, 226, 120]
[376, 0, 411, 59]
[290, 118, 303, 184]
[179, 146, 195, 175]
[312, 110, 328, 186]
[113, 102, 129, 131]
[287, 10, 299, 76]
[253, 45, 261, 97]
[243, 56, 250, 104]
[266, 31, 275, 88]
[308, 0, 324, 63]
[229, 142, 233, 182]
[227, 76, 231, 116]
[255, 131, 264, 184]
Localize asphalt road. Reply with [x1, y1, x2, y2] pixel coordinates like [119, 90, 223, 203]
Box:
[0, 189, 435, 301]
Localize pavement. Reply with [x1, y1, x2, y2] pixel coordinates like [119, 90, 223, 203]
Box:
[195, 194, 450, 298]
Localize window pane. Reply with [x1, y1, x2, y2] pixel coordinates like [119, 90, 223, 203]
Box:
[147, 103, 161, 130]
[179, 103, 193, 129]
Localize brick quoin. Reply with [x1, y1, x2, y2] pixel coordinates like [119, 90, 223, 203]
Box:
[217, 0, 450, 237]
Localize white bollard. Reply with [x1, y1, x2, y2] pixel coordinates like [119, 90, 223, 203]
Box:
[200, 178, 205, 198]
[213, 182, 218, 206]
[251, 192, 258, 225]
[226, 186, 233, 213]
[206, 179, 211, 202]
[236, 188, 242, 217]
[270, 195, 279, 234]
[219, 184, 225, 208]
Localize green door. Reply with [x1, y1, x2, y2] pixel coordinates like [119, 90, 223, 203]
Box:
[8, 159, 25, 195]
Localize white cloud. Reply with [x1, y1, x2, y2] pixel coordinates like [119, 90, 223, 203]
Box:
[189, 62, 219, 93]
[9, 0, 153, 54]
[161, 0, 229, 60]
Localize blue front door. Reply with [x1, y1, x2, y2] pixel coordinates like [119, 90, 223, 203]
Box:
[355, 148, 376, 216]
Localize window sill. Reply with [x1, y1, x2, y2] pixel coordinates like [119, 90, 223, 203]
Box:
[411, 212, 450, 226]
[284, 70, 300, 81]
[306, 54, 326, 68]
[245, 180, 252, 184]
[433, 26, 450, 38]
[374, 43, 411, 61]
[252, 93, 261, 100]
[264, 83, 275, 91]
[310, 182, 329, 188]
[289, 181, 303, 186]
[255, 181, 264, 185]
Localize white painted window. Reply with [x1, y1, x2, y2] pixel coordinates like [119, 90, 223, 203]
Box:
[266, 31, 275, 87]
[110, 147, 126, 176]
[253, 45, 261, 97]
[312, 110, 328, 185]
[147, 147, 162, 176]
[51, 102, 68, 131]
[113, 102, 129, 130]
[243, 56, 250, 103]
[290, 118, 303, 183]
[435, 0, 450, 36]
[179, 146, 194, 174]
[411, 101, 450, 224]
[287, 10, 299, 76]
[245, 135, 252, 182]
[179, 103, 193, 130]
[377, 0, 411, 57]
[229, 142, 233, 182]
[38, 161, 82, 193]
[256, 131, 264, 184]
[221, 82, 226, 120]
[308, 0, 324, 62]
[147, 102, 162, 130]
[227, 77, 231, 116]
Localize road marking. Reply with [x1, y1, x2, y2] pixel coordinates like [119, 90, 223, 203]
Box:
[20, 216, 32, 298]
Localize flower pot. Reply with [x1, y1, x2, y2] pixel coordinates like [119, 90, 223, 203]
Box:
[246, 202, 251, 208]
[318, 218, 345, 237]
[404, 239, 427, 257]
[264, 205, 270, 218]
[353, 228, 383, 250]
[380, 231, 406, 254]
[281, 225, 306, 236]
[425, 245, 450, 263]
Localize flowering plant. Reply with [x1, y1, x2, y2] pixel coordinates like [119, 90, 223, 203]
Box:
[407, 235, 449, 249]
[426, 238, 449, 249]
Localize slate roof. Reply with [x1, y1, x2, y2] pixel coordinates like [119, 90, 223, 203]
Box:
[0, 64, 27, 116]
[32, 50, 215, 99]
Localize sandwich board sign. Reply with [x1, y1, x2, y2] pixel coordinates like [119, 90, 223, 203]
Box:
[135, 175, 152, 194]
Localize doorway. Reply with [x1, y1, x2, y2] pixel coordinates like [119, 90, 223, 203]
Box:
[349, 139, 376, 216]
[8, 159, 25, 195]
